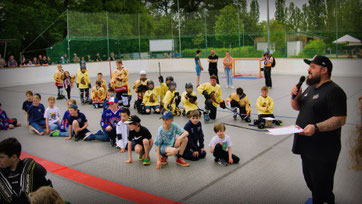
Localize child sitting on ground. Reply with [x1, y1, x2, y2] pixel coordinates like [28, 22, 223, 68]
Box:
[226, 87, 251, 122]
[91, 80, 106, 109]
[182, 110, 206, 161]
[65, 104, 93, 141]
[142, 80, 161, 114]
[0, 102, 21, 130]
[125, 115, 153, 166]
[162, 81, 181, 116]
[22, 90, 33, 125]
[115, 108, 131, 152]
[209, 123, 240, 167]
[27, 94, 45, 135]
[44, 96, 61, 135]
[155, 111, 189, 169]
[97, 72, 107, 92]
[50, 99, 77, 137]
[103, 87, 115, 112]
[181, 83, 198, 116]
[254, 86, 282, 127]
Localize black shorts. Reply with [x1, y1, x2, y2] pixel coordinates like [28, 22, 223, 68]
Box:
[74, 128, 90, 139]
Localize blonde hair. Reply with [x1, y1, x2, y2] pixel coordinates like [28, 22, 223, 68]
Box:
[213, 123, 226, 133]
[57, 65, 62, 69]
[28, 186, 64, 204]
[261, 86, 268, 91]
[47, 96, 55, 102]
[33, 95, 40, 101]
[68, 99, 77, 105]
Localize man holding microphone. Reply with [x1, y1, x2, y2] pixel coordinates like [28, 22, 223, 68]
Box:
[290, 55, 347, 204]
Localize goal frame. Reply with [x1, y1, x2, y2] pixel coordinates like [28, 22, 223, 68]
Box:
[232, 58, 262, 78]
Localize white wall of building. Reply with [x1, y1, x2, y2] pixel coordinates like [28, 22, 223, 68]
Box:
[0, 58, 361, 88]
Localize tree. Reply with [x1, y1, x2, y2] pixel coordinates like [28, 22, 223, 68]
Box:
[214, 4, 239, 47]
[247, 0, 260, 32]
[298, 39, 326, 57]
[263, 19, 286, 51]
[307, 0, 326, 31]
[275, 0, 286, 24]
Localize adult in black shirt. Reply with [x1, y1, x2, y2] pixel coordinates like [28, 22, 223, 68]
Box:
[291, 55, 347, 204]
[207, 49, 219, 84]
[0, 138, 52, 204]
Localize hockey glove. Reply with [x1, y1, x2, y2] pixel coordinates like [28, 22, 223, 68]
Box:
[220, 101, 226, 109]
[202, 91, 210, 100]
[158, 76, 164, 83]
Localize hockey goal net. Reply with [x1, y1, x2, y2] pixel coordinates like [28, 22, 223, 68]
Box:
[232, 58, 262, 78]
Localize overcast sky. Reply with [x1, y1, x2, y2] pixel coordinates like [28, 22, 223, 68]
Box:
[254, 0, 309, 21]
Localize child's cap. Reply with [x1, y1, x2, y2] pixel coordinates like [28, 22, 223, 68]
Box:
[160, 111, 174, 119]
[70, 104, 78, 110]
[108, 97, 118, 104]
[124, 115, 141, 124]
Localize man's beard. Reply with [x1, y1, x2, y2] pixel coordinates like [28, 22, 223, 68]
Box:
[306, 72, 321, 86]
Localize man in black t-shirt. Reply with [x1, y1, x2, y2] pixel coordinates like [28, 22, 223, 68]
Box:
[0, 138, 52, 204]
[124, 115, 153, 166]
[291, 55, 347, 204]
[207, 49, 219, 84]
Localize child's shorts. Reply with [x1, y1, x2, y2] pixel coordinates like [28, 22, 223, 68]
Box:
[145, 105, 160, 110]
[159, 145, 170, 155]
[195, 66, 201, 76]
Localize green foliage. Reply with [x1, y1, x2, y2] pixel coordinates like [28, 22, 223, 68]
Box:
[192, 33, 205, 47]
[263, 20, 286, 50]
[298, 39, 326, 58]
[214, 5, 239, 46]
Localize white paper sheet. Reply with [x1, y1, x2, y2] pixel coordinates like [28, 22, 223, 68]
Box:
[267, 125, 303, 135]
[263, 117, 275, 121]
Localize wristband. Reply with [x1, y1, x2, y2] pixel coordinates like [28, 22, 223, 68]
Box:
[314, 124, 319, 133]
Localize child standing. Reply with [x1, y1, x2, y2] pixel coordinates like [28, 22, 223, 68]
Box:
[209, 123, 239, 167]
[77, 64, 91, 104]
[182, 110, 206, 161]
[63, 71, 75, 100]
[125, 115, 153, 166]
[155, 111, 189, 169]
[50, 99, 76, 137]
[223, 51, 234, 89]
[27, 94, 46, 135]
[110, 60, 130, 107]
[54, 65, 65, 100]
[194, 50, 204, 87]
[0, 102, 21, 130]
[91, 80, 106, 109]
[44, 96, 61, 135]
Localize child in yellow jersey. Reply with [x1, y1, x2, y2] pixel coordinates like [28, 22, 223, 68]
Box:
[97, 72, 107, 92]
[111, 59, 131, 108]
[226, 87, 251, 122]
[158, 75, 173, 108]
[77, 64, 91, 104]
[181, 83, 198, 116]
[92, 80, 106, 109]
[54, 65, 65, 100]
[162, 81, 181, 116]
[254, 86, 282, 127]
[134, 70, 149, 114]
[197, 75, 226, 120]
[142, 80, 161, 114]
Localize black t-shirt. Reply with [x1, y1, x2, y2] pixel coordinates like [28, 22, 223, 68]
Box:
[1, 159, 50, 204]
[41, 60, 48, 65]
[22, 100, 32, 112]
[208, 55, 218, 70]
[128, 126, 152, 144]
[68, 111, 88, 128]
[292, 81, 347, 161]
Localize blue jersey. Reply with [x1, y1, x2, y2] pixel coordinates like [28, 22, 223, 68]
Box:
[60, 110, 70, 132]
[101, 107, 122, 129]
[27, 104, 45, 124]
[0, 110, 10, 130]
[22, 100, 32, 112]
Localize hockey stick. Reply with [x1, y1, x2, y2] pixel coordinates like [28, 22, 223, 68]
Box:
[223, 123, 268, 132]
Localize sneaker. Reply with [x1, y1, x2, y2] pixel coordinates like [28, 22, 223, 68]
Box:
[138, 152, 144, 161]
[143, 157, 151, 166]
[244, 117, 251, 123]
[217, 158, 228, 167]
[83, 134, 95, 141]
[50, 130, 60, 137]
[74, 137, 81, 141]
[161, 155, 168, 165]
[233, 114, 237, 120]
[230, 86, 235, 89]
[176, 158, 190, 167]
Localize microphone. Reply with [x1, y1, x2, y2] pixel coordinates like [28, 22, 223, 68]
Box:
[292, 76, 305, 99]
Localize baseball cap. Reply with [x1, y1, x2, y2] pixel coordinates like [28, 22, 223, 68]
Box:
[124, 115, 141, 124]
[108, 97, 118, 104]
[160, 111, 174, 119]
[304, 55, 332, 72]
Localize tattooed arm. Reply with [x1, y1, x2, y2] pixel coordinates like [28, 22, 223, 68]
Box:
[301, 116, 346, 136]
